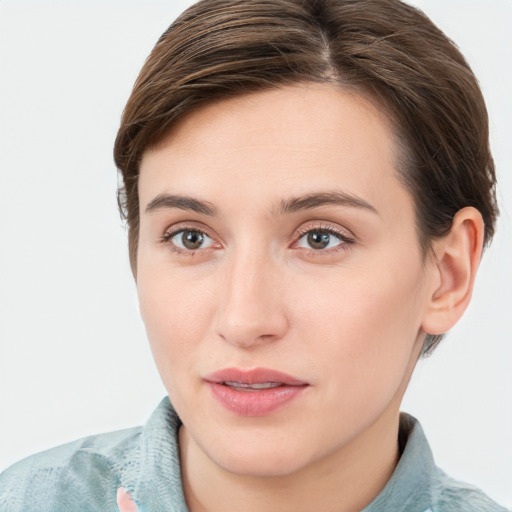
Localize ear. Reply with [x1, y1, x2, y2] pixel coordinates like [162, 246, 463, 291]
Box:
[421, 207, 485, 336]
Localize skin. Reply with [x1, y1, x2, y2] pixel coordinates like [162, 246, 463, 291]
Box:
[136, 84, 482, 512]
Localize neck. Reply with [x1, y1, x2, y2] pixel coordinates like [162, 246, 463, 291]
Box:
[179, 406, 401, 512]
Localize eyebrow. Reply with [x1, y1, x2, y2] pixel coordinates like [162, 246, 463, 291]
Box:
[277, 191, 378, 216]
[144, 190, 378, 217]
[145, 194, 218, 216]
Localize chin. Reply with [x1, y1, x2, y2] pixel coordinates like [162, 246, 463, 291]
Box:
[203, 432, 316, 478]
[216, 452, 307, 478]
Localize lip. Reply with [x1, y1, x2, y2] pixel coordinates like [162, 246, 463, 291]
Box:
[204, 367, 309, 417]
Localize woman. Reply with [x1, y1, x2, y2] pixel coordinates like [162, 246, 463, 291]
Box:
[0, 0, 509, 510]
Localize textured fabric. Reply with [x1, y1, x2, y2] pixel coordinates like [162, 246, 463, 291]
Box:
[0, 396, 506, 512]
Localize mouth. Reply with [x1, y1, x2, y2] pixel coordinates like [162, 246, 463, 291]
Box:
[205, 367, 308, 386]
[221, 381, 284, 391]
[204, 367, 309, 416]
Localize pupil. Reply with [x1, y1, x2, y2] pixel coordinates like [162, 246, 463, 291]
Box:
[182, 230, 204, 249]
[307, 231, 330, 249]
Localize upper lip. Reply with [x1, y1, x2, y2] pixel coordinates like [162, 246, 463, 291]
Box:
[204, 367, 308, 386]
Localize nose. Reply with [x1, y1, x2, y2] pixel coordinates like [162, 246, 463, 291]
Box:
[214, 248, 288, 349]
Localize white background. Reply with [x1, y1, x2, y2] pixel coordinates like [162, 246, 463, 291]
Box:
[0, 0, 511, 508]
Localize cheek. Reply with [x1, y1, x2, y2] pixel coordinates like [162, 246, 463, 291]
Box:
[289, 259, 426, 399]
[137, 266, 216, 386]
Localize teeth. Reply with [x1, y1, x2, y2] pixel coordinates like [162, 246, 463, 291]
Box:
[223, 381, 282, 391]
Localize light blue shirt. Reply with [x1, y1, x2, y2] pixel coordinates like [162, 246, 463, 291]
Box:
[0, 397, 507, 511]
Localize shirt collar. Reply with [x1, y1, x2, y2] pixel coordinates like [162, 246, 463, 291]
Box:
[127, 398, 436, 511]
[363, 413, 437, 512]
[131, 396, 188, 511]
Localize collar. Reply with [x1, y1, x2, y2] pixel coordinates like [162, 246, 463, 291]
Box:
[129, 396, 188, 511]
[125, 398, 437, 511]
[363, 413, 437, 512]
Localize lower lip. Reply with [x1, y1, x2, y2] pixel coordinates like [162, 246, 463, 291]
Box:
[207, 382, 307, 417]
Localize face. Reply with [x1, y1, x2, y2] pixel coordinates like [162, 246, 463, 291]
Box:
[137, 84, 435, 477]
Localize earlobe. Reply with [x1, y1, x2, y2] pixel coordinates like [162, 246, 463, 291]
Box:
[421, 207, 485, 336]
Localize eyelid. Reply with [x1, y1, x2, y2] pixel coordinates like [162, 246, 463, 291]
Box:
[170, 230, 215, 250]
[291, 222, 356, 253]
[293, 222, 355, 242]
[159, 222, 222, 254]
[161, 221, 216, 240]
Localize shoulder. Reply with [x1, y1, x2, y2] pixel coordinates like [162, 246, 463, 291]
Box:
[368, 414, 508, 512]
[0, 426, 142, 512]
[431, 470, 508, 512]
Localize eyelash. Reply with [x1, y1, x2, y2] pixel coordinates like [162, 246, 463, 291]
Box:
[159, 225, 217, 256]
[293, 225, 355, 255]
[159, 224, 355, 256]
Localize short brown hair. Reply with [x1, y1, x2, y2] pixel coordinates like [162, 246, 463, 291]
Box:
[114, 0, 498, 354]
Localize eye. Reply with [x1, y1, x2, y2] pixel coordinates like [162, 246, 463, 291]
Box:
[296, 228, 350, 251]
[166, 229, 215, 251]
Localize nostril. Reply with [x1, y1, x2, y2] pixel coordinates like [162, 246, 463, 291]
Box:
[215, 323, 284, 349]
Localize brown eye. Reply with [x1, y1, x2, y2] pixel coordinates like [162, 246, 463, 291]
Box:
[296, 229, 348, 251]
[182, 230, 204, 249]
[169, 229, 214, 251]
[307, 231, 331, 250]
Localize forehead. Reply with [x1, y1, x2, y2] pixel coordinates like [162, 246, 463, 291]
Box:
[138, 84, 410, 218]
